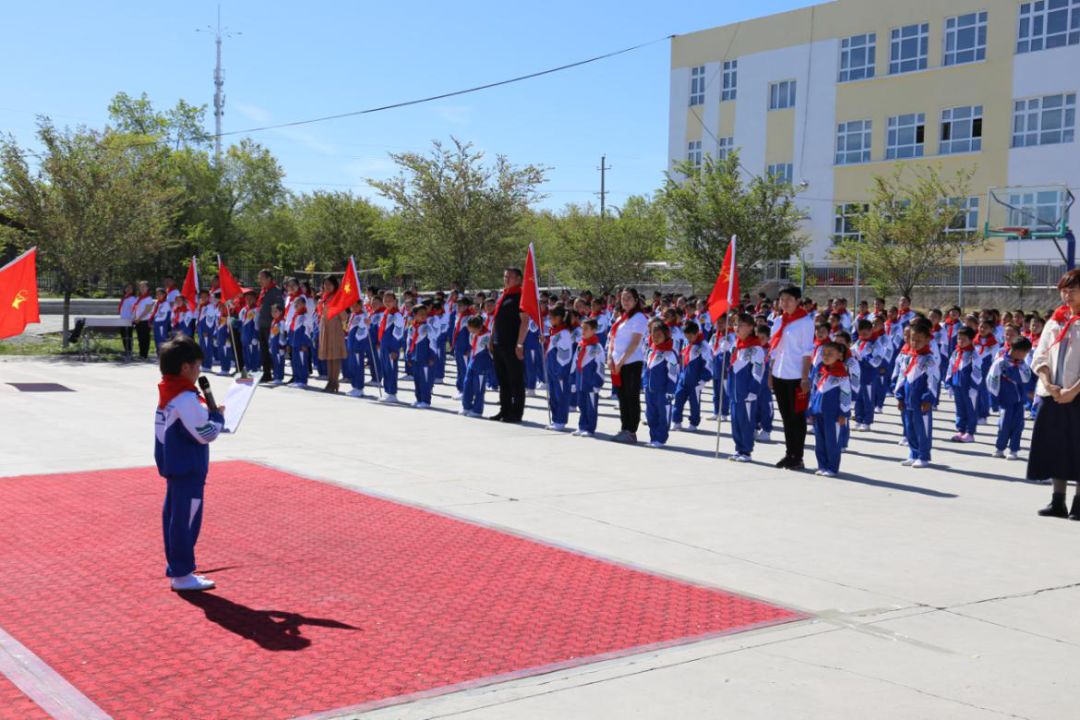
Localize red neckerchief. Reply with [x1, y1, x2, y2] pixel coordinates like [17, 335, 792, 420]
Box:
[932, 322, 942, 334]
[256, 281, 277, 309]
[290, 307, 307, 332]
[492, 286, 522, 322]
[131, 290, 152, 319]
[1052, 305, 1070, 323]
[681, 336, 703, 366]
[649, 339, 674, 364]
[731, 335, 763, 366]
[549, 323, 568, 338]
[149, 296, 165, 321]
[976, 334, 998, 350]
[609, 309, 640, 340]
[1052, 309, 1080, 347]
[856, 336, 873, 354]
[869, 327, 885, 341]
[118, 291, 134, 314]
[271, 317, 281, 336]
[769, 308, 809, 351]
[453, 308, 475, 346]
[816, 360, 848, 390]
[906, 345, 933, 378]
[378, 308, 399, 342]
[408, 321, 423, 354]
[1029, 331, 1042, 345]
[951, 344, 973, 373]
[172, 306, 186, 326]
[157, 374, 202, 410]
[470, 332, 487, 355]
[577, 335, 600, 371]
[813, 336, 826, 349]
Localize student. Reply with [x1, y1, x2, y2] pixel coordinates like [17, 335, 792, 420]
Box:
[896, 321, 940, 468]
[240, 290, 260, 377]
[288, 296, 312, 388]
[461, 315, 492, 418]
[119, 283, 137, 358]
[643, 321, 679, 448]
[171, 296, 195, 338]
[408, 304, 436, 408]
[810, 321, 831, 377]
[378, 292, 405, 403]
[346, 300, 372, 398]
[707, 316, 734, 421]
[268, 303, 286, 385]
[850, 319, 883, 431]
[946, 327, 981, 443]
[450, 296, 475, 400]
[591, 298, 612, 348]
[871, 316, 891, 411]
[574, 318, 606, 437]
[196, 289, 217, 372]
[215, 306, 234, 376]
[728, 313, 766, 462]
[671, 320, 712, 432]
[974, 319, 999, 423]
[154, 336, 224, 592]
[429, 300, 448, 384]
[987, 336, 1033, 460]
[807, 342, 851, 478]
[132, 281, 156, 360]
[754, 324, 775, 442]
[151, 287, 171, 353]
[367, 293, 385, 386]
[545, 307, 574, 431]
[832, 331, 860, 453]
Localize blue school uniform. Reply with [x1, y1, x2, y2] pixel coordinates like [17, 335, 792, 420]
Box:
[240, 306, 259, 375]
[408, 320, 437, 404]
[757, 352, 775, 434]
[524, 319, 544, 391]
[974, 336, 998, 420]
[289, 311, 312, 385]
[269, 318, 286, 382]
[710, 332, 734, 418]
[429, 311, 448, 383]
[196, 303, 217, 370]
[728, 341, 766, 457]
[839, 351, 861, 451]
[152, 300, 171, 352]
[672, 338, 712, 429]
[809, 364, 852, 474]
[987, 356, 1031, 453]
[946, 346, 982, 436]
[546, 326, 574, 425]
[214, 314, 233, 374]
[378, 310, 405, 396]
[575, 338, 605, 433]
[451, 311, 474, 394]
[897, 348, 940, 462]
[644, 344, 679, 445]
[851, 335, 883, 427]
[463, 331, 492, 415]
[345, 310, 371, 392]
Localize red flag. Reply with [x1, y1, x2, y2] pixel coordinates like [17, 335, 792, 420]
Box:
[325, 256, 361, 319]
[0, 247, 40, 340]
[181, 257, 199, 308]
[707, 235, 739, 324]
[217, 255, 244, 303]
[520, 243, 542, 329]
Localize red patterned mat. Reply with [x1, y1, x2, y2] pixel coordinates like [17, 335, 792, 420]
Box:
[0, 461, 804, 719]
[0, 674, 50, 720]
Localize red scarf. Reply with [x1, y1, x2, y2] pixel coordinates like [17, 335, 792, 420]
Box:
[172, 306, 186, 327]
[549, 323, 568, 339]
[408, 322, 422, 354]
[976, 334, 998, 350]
[816, 360, 848, 390]
[951, 345, 974, 373]
[681, 336, 703, 366]
[378, 308, 399, 342]
[609, 309, 640, 341]
[649, 339, 674, 361]
[256, 281, 277, 309]
[492, 286, 522, 323]
[577, 335, 600, 371]
[453, 308, 475, 346]
[1051, 308, 1080, 348]
[1052, 305, 1070, 323]
[769, 308, 809, 351]
[157, 375, 201, 409]
[869, 327, 885, 341]
[149, 296, 165, 321]
[731, 335, 763, 365]
[290, 307, 307, 332]
[907, 344, 933, 377]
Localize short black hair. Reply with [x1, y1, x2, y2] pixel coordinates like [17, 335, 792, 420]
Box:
[1011, 336, 1033, 353]
[834, 330, 852, 344]
[505, 267, 523, 279]
[159, 336, 203, 376]
[822, 341, 844, 354]
[779, 286, 802, 300]
[856, 319, 873, 332]
[958, 327, 976, 340]
[684, 320, 700, 335]
[582, 318, 599, 331]
[466, 315, 484, 329]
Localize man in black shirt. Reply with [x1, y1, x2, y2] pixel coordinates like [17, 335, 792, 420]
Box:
[490, 268, 531, 423]
[255, 269, 283, 384]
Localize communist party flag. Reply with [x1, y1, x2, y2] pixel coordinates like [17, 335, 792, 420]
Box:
[707, 235, 739, 323]
[217, 255, 244, 303]
[0, 247, 40, 339]
[325, 256, 361, 319]
[180, 256, 199, 308]
[520, 243, 542, 329]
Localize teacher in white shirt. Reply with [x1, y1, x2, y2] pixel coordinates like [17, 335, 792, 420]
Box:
[769, 286, 815, 471]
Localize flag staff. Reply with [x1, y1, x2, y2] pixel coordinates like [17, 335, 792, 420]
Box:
[707, 236, 738, 459]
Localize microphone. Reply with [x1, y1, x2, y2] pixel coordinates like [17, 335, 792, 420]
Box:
[198, 376, 219, 414]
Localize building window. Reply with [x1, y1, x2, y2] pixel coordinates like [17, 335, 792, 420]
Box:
[836, 120, 873, 165]
[941, 106, 984, 154]
[886, 113, 926, 159]
[687, 140, 703, 168]
[890, 23, 930, 74]
[1017, 0, 1080, 53]
[721, 60, 737, 101]
[834, 204, 869, 241]
[689, 65, 705, 107]
[1012, 93, 1077, 147]
[839, 33, 877, 82]
[767, 163, 794, 183]
[769, 80, 796, 110]
[717, 137, 735, 160]
[945, 197, 980, 233]
[944, 12, 988, 65]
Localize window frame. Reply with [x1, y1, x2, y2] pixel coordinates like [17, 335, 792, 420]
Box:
[687, 140, 703, 168]
[839, 33, 877, 82]
[721, 60, 738, 102]
[717, 137, 735, 160]
[833, 203, 870, 242]
[1017, 0, 1080, 54]
[766, 163, 794, 184]
[889, 22, 930, 74]
[689, 65, 706, 107]
[944, 11, 989, 65]
[886, 113, 927, 159]
[835, 120, 873, 165]
[944, 196, 981, 234]
[768, 80, 797, 111]
[1011, 92, 1077, 147]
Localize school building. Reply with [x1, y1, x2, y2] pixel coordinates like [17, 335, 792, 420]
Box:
[668, 0, 1080, 264]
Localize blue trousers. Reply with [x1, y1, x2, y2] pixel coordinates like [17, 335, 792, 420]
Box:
[977, 382, 991, 420]
[198, 331, 215, 370]
[712, 370, 729, 416]
[454, 346, 469, 392]
[246, 339, 260, 376]
[757, 389, 774, 432]
[854, 383, 875, 426]
[271, 345, 285, 382]
[839, 415, 851, 450]
[349, 342, 369, 390]
[217, 340, 232, 374]
[463, 365, 486, 415]
[812, 415, 842, 474]
[524, 342, 543, 390]
[414, 364, 433, 404]
[904, 405, 933, 461]
[730, 396, 757, 456]
[954, 385, 978, 434]
[873, 370, 887, 411]
[162, 473, 205, 578]
[153, 321, 170, 352]
[380, 348, 399, 395]
[645, 391, 671, 444]
[548, 371, 570, 424]
[672, 377, 703, 427]
[577, 388, 599, 433]
[291, 346, 309, 384]
[996, 402, 1025, 452]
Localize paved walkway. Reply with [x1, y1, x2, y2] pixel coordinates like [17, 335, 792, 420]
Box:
[1, 356, 1077, 719]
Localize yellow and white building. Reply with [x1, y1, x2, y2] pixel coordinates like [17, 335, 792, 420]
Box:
[668, 0, 1079, 262]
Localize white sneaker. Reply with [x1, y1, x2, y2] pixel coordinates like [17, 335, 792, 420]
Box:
[464, 411, 482, 418]
[1007, 452, 1021, 461]
[547, 423, 567, 431]
[898, 438, 909, 446]
[646, 441, 664, 448]
[413, 402, 431, 409]
[732, 454, 751, 463]
[453, 393, 463, 401]
[706, 414, 719, 421]
[382, 394, 399, 404]
[819, 470, 837, 478]
[756, 431, 771, 442]
[910, 459, 929, 469]
[671, 423, 686, 432]
[900, 458, 915, 466]
[288, 381, 307, 389]
[814, 469, 825, 476]
[579, 431, 595, 438]
[170, 573, 215, 592]
[347, 388, 364, 398]
[992, 450, 1005, 459]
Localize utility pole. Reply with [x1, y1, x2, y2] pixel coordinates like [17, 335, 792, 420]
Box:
[597, 155, 611, 219]
[198, 5, 240, 165]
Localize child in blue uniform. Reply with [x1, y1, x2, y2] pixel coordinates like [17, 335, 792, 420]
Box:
[850, 319, 883, 431]
[708, 316, 733, 421]
[644, 321, 679, 448]
[378, 292, 405, 403]
[152, 287, 171, 352]
[896, 320, 939, 467]
[728, 313, 766, 462]
[987, 336, 1033, 460]
[754, 324, 775, 442]
[154, 336, 224, 592]
[574, 318, 605, 437]
[346, 300, 371, 398]
[408, 304, 436, 408]
[240, 291, 259, 377]
[215, 306, 234, 376]
[288, 296, 311, 388]
[461, 315, 492, 417]
[946, 327, 981, 443]
[196, 289, 216, 371]
[268, 304, 286, 385]
[545, 307, 574, 431]
[807, 342, 852, 477]
[672, 320, 712, 432]
[451, 296, 474, 399]
[832, 331, 860, 453]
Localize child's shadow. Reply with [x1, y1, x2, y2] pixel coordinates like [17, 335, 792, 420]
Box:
[179, 592, 357, 651]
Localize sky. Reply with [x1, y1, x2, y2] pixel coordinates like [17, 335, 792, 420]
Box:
[2, 0, 811, 211]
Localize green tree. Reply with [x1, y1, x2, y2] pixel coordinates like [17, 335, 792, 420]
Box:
[370, 138, 547, 288]
[657, 151, 805, 292]
[831, 165, 981, 298]
[108, 91, 211, 150]
[291, 190, 388, 272]
[0, 120, 179, 344]
[1003, 259, 1034, 307]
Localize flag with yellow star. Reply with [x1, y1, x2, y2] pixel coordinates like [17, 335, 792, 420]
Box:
[325, 256, 361, 320]
[0, 247, 40, 339]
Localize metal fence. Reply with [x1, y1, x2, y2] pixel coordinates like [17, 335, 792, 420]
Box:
[761, 258, 1069, 290]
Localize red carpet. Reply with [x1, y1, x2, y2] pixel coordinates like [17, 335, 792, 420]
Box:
[0, 461, 804, 719]
[0, 675, 49, 720]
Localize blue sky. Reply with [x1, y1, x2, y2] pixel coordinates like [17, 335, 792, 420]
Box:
[2, 0, 809, 211]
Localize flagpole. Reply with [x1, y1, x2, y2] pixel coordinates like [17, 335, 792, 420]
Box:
[352, 256, 382, 399]
[216, 255, 243, 378]
[713, 236, 736, 459]
[714, 351, 727, 459]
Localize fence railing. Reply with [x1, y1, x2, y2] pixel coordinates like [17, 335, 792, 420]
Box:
[761, 259, 1068, 289]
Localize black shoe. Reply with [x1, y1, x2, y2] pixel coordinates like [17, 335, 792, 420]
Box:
[1070, 496, 1080, 521]
[786, 461, 806, 472]
[1038, 492, 1069, 518]
[775, 457, 792, 469]
[489, 413, 504, 422]
[259, 374, 273, 384]
[501, 416, 522, 424]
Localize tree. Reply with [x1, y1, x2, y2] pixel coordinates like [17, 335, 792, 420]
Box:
[831, 165, 982, 298]
[657, 151, 805, 292]
[291, 191, 388, 272]
[1004, 260, 1034, 307]
[370, 138, 547, 289]
[108, 91, 211, 150]
[0, 120, 179, 344]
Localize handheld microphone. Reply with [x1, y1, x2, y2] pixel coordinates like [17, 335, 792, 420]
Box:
[198, 376, 219, 414]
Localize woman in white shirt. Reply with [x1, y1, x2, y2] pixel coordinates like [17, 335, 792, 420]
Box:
[608, 288, 649, 444]
[1029, 270, 1080, 519]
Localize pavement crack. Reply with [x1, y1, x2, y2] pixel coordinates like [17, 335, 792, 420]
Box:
[944, 580, 1080, 609]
